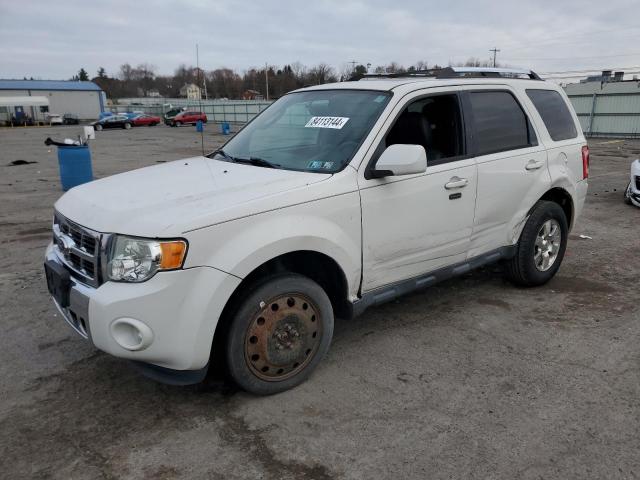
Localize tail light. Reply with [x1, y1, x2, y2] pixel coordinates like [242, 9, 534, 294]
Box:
[581, 145, 590, 179]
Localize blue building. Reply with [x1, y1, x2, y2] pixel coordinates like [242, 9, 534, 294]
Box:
[0, 80, 105, 121]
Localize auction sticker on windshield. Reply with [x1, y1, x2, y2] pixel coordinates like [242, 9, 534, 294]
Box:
[305, 116, 349, 129]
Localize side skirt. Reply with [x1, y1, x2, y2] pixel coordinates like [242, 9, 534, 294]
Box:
[350, 246, 516, 318]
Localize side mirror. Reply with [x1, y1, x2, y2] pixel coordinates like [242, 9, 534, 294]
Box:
[370, 144, 427, 178]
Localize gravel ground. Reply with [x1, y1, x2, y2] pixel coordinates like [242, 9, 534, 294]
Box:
[0, 125, 638, 480]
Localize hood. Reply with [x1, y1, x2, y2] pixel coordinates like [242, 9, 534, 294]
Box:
[55, 157, 331, 236]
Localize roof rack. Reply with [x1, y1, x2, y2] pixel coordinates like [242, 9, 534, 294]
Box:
[360, 66, 542, 81]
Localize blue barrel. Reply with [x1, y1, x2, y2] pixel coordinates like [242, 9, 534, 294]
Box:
[221, 121, 231, 135]
[57, 145, 93, 191]
[196, 120, 204, 132]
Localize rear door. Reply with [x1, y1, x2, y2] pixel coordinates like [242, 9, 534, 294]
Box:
[461, 87, 551, 258]
[525, 88, 585, 182]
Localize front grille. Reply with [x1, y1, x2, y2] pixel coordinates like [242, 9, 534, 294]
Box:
[53, 213, 102, 287]
[635, 175, 640, 191]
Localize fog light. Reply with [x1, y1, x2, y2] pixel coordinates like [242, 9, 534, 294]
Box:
[110, 318, 154, 351]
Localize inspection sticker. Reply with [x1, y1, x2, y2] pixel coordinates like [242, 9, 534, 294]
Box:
[305, 116, 349, 129]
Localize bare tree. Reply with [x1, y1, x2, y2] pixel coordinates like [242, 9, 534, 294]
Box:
[307, 63, 336, 85]
[385, 62, 405, 74]
[118, 63, 133, 82]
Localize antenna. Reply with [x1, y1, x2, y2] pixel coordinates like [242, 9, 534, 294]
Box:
[196, 43, 205, 156]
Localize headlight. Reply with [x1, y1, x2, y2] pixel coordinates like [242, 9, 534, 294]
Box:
[107, 236, 187, 283]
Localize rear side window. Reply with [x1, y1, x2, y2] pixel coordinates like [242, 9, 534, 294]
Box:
[526, 89, 577, 141]
[468, 91, 536, 155]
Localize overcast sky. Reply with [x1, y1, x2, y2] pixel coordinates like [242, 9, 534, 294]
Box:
[1, 0, 639, 82]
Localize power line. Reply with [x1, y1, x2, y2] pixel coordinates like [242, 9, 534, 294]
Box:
[491, 25, 640, 53]
[541, 65, 640, 75]
[505, 52, 640, 62]
[542, 71, 640, 80]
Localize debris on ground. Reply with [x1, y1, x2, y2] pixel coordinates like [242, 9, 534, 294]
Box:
[8, 160, 38, 166]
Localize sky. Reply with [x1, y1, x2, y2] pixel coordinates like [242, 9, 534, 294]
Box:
[1, 0, 639, 83]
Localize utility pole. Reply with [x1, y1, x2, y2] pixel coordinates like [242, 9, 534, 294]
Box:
[265, 62, 269, 101]
[490, 47, 500, 67]
[349, 60, 358, 73]
[196, 43, 208, 100]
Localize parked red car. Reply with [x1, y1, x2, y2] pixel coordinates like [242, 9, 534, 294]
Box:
[171, 111, 207, 127]
[132, 114, 162, 127]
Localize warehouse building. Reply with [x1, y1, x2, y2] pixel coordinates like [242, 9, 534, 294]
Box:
[0, 80, 105, 122]
[564, 71, 640, 137]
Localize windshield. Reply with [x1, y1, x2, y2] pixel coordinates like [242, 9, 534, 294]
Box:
[212, 89, 391, 173]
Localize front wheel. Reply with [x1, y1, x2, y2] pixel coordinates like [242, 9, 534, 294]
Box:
[175, 121, 182, 127]
[225, 274, 334, 395]
[94, 124, 103, 131]
[124, 122, 132, 130]
[504, 200, 568, 287]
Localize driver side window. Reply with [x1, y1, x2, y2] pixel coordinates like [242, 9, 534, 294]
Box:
[385, 94, 464, 164]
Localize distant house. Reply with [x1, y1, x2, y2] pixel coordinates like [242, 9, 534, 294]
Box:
[242, 89, 263, 100]
[179, 83, 202, 100]
[147, 89, 161, 97]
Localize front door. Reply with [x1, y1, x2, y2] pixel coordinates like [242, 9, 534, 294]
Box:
[359, 90, 477, 291]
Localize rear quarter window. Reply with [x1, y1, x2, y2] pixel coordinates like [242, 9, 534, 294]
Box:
[526, 89, 578, 141]
[468, 91, 537, 156]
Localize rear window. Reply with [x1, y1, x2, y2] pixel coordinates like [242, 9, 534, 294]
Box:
[468, 91, 536, 155]
[526, 89, 577, 141]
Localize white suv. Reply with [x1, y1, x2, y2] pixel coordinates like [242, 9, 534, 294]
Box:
[45, 67, 589, 394]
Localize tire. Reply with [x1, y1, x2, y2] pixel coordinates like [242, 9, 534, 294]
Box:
[175, 121, 182, 127]
[504, 200, 568, 287]
[124, 122, 132, 130]
[225, 273, 334, 395]
[95, 124, 103, 131]
[624, 182, 633, 205]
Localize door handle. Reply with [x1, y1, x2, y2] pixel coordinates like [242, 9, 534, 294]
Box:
[525, 160, 544, 171]
[444, 177, 469, 189]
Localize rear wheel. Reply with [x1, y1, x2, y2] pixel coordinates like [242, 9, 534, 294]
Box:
[624, 182, 632, 205]
[225, 274, 334, 395]
[124, 122, 132, 130]
[95, 124, 103, 131]
[175, 121, 182, 127]
[504, 200, 568, 287]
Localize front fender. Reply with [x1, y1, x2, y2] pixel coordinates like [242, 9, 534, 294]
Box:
[183, 191, 362, 300]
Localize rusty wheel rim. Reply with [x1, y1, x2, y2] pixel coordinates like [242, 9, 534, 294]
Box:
[244, 293, 322, 382]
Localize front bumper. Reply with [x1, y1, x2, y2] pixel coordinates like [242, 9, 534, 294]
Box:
[45, 243, 241, 373]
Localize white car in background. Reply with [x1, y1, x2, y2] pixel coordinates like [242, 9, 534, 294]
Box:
[46, 113, 63, 125]
[44, 67, 589, 395]
[624, 159, 640, 207]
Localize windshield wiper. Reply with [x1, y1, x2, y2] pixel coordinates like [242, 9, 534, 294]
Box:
[209, 149, 234, 162]
[210, 149, 280, 169]
[232, 157, 281, 169]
